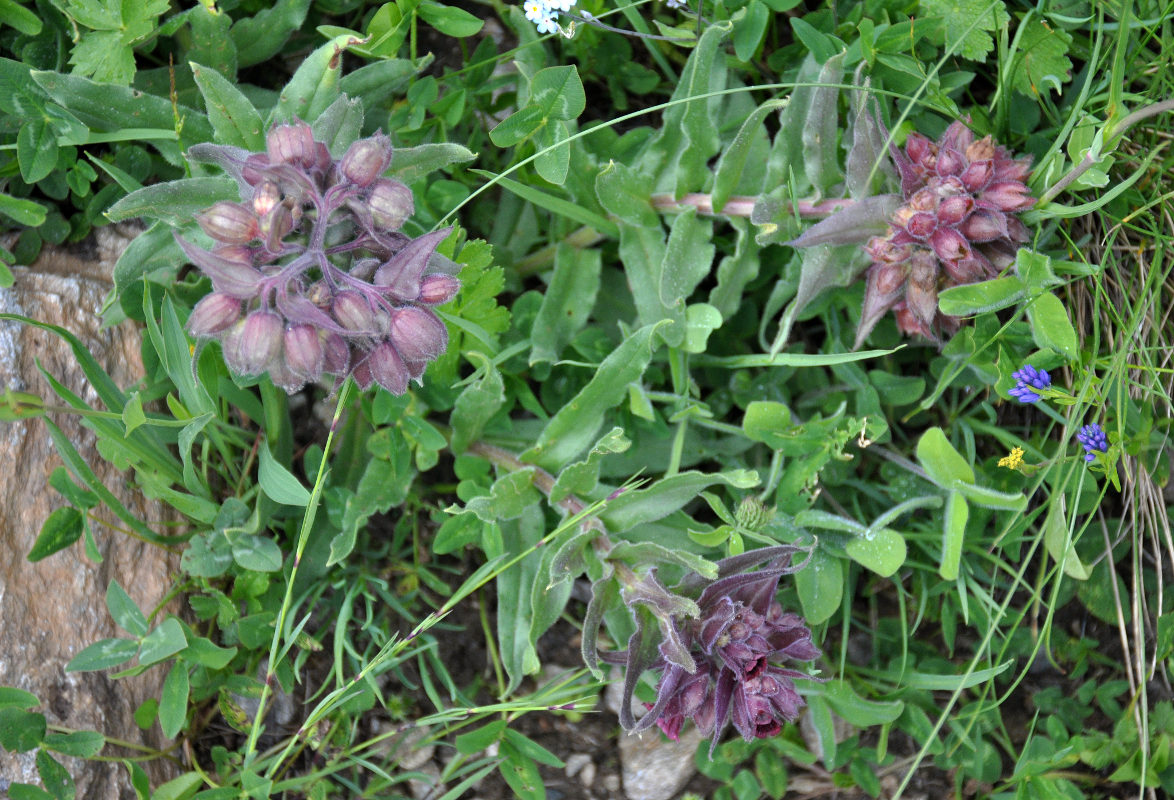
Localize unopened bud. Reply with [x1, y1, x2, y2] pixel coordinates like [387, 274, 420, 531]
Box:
[930, 226, 971, 262]
[197, 202, 259, 244]
[980, 181, 1034, 212]
[232, 311, 283, 375]
[417, 274, 460, 305]
[321, 332, 350, 375]
[734, 497, 770, 531]
[267, 121, 317, 167]
[284, 324, 323, 382]
[960, 160, 994, 192]
[187, 292, 241, 337]
[340, 134, 392, 187]
[388, 306, 447, 363]
[965, 136, 996, 163]
[307, 282, 331, 308]
[253, 182, 281, 216]
[905, 212, 936, 239]
[959, 208, 1007, 242]
[905, 133, 934, 166]
[261, 204, 294, 250]
[368, 341, 409, 395]
[241, 153, 271, 186]
[332, 291, 376, 333]
[935, 148, 964, 177]
[367, 179, 414, 231]
[936, 195, 973, 225]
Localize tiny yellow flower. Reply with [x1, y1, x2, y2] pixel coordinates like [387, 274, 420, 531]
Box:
[998, 446, 1024, 470]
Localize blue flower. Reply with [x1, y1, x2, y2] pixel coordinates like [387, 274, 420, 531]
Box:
[1009, 364, 1051, 403]
[1077, 423, 1108, 462]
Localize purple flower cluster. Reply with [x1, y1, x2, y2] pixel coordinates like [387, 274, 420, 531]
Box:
[1077, 423, 1108, 462]
[181, 121, 460, 395]
[630, 555, 821, 748]
[859, 122, 1034, 344]
[1009, 364, 1052, 403]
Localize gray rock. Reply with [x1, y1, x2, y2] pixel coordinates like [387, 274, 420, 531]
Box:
[619, 726, 704, 800]
[0, 229, 181, 798]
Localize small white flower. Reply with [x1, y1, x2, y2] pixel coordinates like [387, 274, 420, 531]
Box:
[534, 12, 559, 33]
[547, 0, 575, 11]
[523, 0, 549, 23]
[666, 0, 686, 8]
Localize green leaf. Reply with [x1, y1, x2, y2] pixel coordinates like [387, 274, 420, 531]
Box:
[916, 427, 975, 486]
[18, 117, 58, 183]
[0, 193, 48, 226]
[902, 659, 1012, 690]
[821, 681, 904, 726]
[159, 662, 189, 739]
[496, 507, 544, 693]
[187, 5, 236, 80]
[389, 142, 476, 183]
[150, 772, 202, 800]
[713, 100, 784, 212]
[27, 507, 84, 562]
[499, 736, 546, 800]
[922, 0, 1009, 60]
[418, 1, 483, 36]
[940, 491, 968, 581]
[503, 728, 564, 768]
[658, 209, 714, 347]
[948, 479, 1027, 510]
[112, 222, 181, 298]
[106, 177, 238, 225]
[68, 29, 135, 85]
[534, 118, 570, 185]
[801, 52, 845, 196]
[36, 749, 73, 800]
[180, 531, 233, 577]
[0, 707, 46, 752]
[42, 730, 104, 758]
[682, 302, 723, 354]
[106, 579, 148, 637]
[524, 322, 667, 471]
[464, 470, 541, 523]
[595, 159, 659, 228]
[601, 469, 759, 533]
[258, 443, 310, 507]
[190, 62, 264, 151]
[7, 783, 54, 800]
[481, 172, 617, 237]
[606, 541, 718, 580]
[844, 527, 906, 577]
[0, 0, 42, 35]
[231, 534, 283, 572]
[530, 244, 602, 365]
[530, 65, 585, 121]
[450, 356, 505, 454]
[66, 638, 139, 672]
[271, 34, 357, 125]
[455, 720, 506, 754]
[1010, 16, 1073, 97]
[139, 619, 188, 667]
[1043, 495, 1090, 580]
[937, 276, 1026, 316]
[231, 0, 311, 67]
[1027, 291, 1079, 361]
[178, 636, 237, 669]
[488, 104, 544, 148]
[794, 548, 842, 625]
[0, 688, 40, 710]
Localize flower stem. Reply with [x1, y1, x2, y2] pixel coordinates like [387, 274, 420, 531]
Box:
[649, 192, 855, 218]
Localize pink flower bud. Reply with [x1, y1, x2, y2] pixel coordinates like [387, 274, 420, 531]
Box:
[935, 148, 964, 177]
[332, 291, 376, 332]
[993, 157, 1031, 184]
[942, 254, 992, 283]
[905, 133, 934, 166]
[388, 306, 448, 363]
[930, 227, 972, 262]
[939, 121, 975, 153]
[368, 341, 410, 395]
[417, 274, 460, 305]
[965, 136, 997, 162]
[340, 133, 392, 187]
[936, 194, 974, 225]
[232, 311, 284, 375]
[904, 212, 937, 239]
[261, 205, 294, 251]
[175, 236, 264, 299]
[980, 181, 1034, 212]
[241, 153, 271, 186]
[197, 202, 259, 244]
[960, 160, 994, 192]
[959, 208, 1008, 242]
[253, 182, 281, 216]
[367, 179, 414, 231]
[351, 356, 374, 390]
[284, 324, 323, 382]
[187, 292, 241, 337]
[321, 332, 350, 375]
[267, 121, 317, 167]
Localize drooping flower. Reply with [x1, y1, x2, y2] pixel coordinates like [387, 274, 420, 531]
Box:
[600, 545, 821, 753]
[1009, 364, 1052, 404]
[1077, 423, 1108, 462]
[179, 121, 460, 395]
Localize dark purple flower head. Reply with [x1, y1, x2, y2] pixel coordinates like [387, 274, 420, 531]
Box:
[179, 125, 461, 395]
[602, 545, 821, 755]
[1009, 364, 1052, 404]
[1077, 423, 1108, 462]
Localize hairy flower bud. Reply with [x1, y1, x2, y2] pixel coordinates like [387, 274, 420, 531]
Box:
[197, 202, 259, 244]
[267, 121, 316, 167]
[388, 306, 447, 363]
[340, 133, 392, 187]
[187, 292, 241, 337]
[233, 311, 284, 375]
[284, 324, 323, 382]
[332, 291, 377, 333]
[321, 332, 350, 376]
[417, 274, 461, 305]
[368, 341, 410, 395]
[261, 204, 294, 251]
[367, 179, 414, 231]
